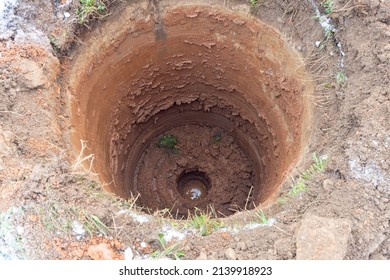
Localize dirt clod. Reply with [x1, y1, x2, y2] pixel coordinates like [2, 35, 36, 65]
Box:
[296, 214, 352, 260]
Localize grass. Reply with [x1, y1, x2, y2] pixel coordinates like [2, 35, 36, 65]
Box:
[39, 201, 109, 237]
[253, 209, 269, 225]
[288, 178, 308, 196]
[77, 209, 110, 237]
[150, 233, 185, 260]
[186, 209, 224, 236]
[336, 71, 347, 85]
[157, 134, 179, 154]
[40, 204, 73, 233]
[324, 28, 335, 42]
[321, 0, 334, 14]
[71, 140, 97, 175]
[48, 35, 60, 51]
[279, 153, 329, 200]
[301, 153, 328, 180]
[76, 0, 107, 24]
[249, 0, 259, 7]
[210, 131, 223, 144]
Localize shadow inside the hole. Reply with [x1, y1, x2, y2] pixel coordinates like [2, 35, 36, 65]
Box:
[177, 170, 211, 201]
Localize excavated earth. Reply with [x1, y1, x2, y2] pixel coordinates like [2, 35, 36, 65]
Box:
[0, 0, 389, 260]
[68, 3, 312, 218]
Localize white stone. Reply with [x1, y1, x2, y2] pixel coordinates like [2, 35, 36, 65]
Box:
[124, 248, 133, 260]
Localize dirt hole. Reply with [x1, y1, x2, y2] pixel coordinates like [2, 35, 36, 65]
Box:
[67, 5, 313, 218]
[177, 170, 211, 202]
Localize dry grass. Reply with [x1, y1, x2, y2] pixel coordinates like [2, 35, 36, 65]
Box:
[71, 140, 97, 175]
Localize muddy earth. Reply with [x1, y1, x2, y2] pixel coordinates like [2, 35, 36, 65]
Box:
[0, 0, 389, 260]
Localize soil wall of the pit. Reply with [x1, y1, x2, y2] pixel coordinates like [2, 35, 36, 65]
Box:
[66, 0, 314, 213]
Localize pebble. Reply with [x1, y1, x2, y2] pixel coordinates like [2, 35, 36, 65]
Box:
[124, 248, 133, 260]
[224, 248, 237, 260]
[238, 241, 247, 251]
[322, 179, 334, 191]
[196, 249, 208, 260]
[369, 253, 387, 260]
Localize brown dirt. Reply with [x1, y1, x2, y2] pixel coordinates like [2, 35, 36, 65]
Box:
[0, 0, 389, 260]
[67, 3, 312, 215]
[137, 123, 254, 217]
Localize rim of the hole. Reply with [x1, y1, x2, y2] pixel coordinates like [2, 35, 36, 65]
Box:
[67, 1, 316, 219]
[176, 170, 211, 201]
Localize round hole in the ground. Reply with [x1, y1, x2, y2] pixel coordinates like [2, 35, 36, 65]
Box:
[177, 170, 211, 202]
[67, 3, 313, 218]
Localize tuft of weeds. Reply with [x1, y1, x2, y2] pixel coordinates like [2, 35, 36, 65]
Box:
[48, 35, 60, 52]
[210, 131, 223, 144]
[38, 202, 109, 238]
[336, 71, 347, 85]
[40, 204, 73, 233]
[249, 0, 259, 7]
[76, 0, 108, 24]
[321, 0, 334, 14]
[279, 153, 329, 201]
[157, 134, 179, 154]
[324, 29, 335, 42]
[186, 209, 224, 236]
[77, 209, 110, 237]
[288, 177, 308, 196]
[302, 153, 328, 180]
[253, 209, 269, 225]
[150, 233, 185, 260]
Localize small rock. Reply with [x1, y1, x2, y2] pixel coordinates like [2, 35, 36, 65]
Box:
[224, 248, 237, 260]
[87, 243, 115, 260]
[72, 221, 85, 237]
[370, 253, 387, 260]
[0, 130, 15, 156]
[16, 58, 46, 89]
[196, 249, 208, 260]
[295, 214, 352, 260]
[124, 248, 133, 260]
[322, 179, 334, 191]
[274, 238, 294, 259]
[238, 241, 247, 251]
